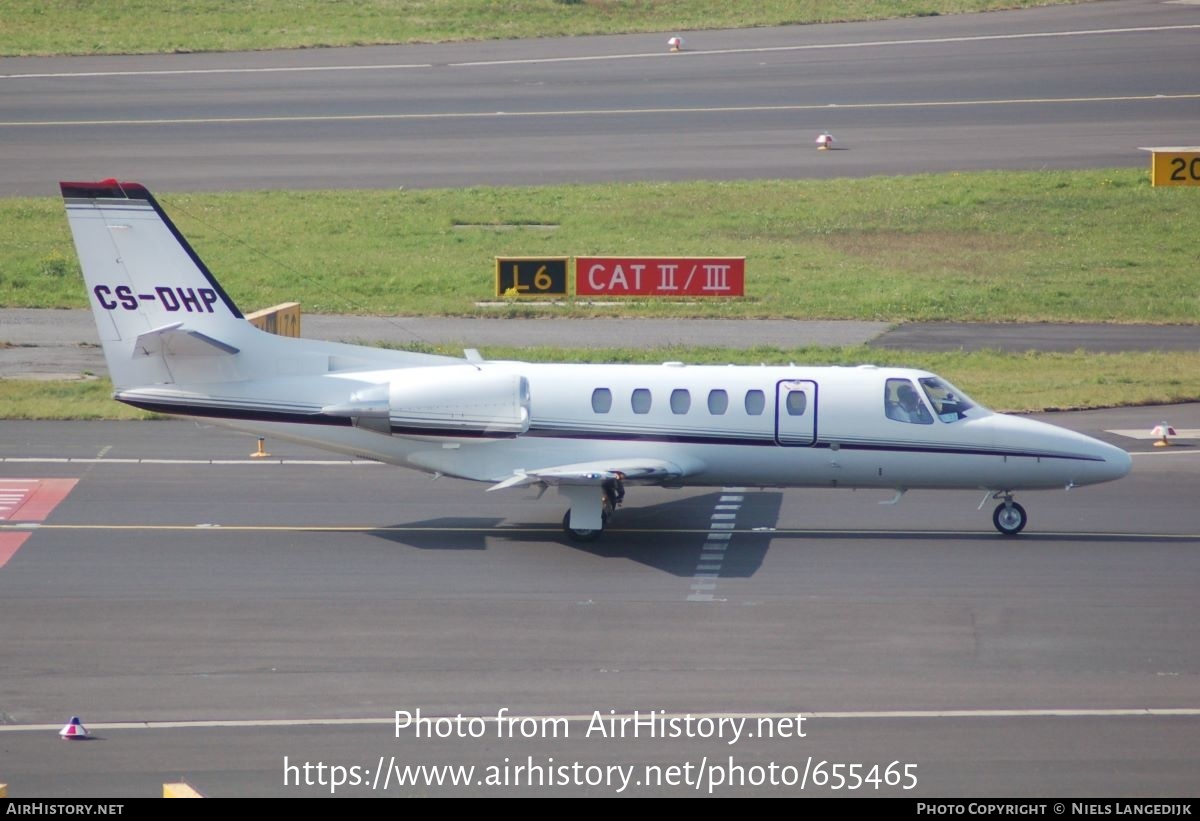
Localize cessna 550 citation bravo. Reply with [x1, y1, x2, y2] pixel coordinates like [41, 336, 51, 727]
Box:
[62, 180, 1131, 540]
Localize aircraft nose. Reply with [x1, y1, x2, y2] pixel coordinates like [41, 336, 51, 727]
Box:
[1095, 439, 1133, 482]
[989, 414, 1132, 487]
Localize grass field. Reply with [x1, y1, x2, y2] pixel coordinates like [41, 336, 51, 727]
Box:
[4, 169, 1196, 322]
[0, 378, 154, 420]
[2, 1, 1073, 57]
[3, 347, 1198, 420]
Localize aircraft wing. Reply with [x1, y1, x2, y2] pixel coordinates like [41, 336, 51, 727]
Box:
[487, 458, 691, 492]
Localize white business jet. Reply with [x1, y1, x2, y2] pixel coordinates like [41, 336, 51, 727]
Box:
[62, 180, 1131, 540]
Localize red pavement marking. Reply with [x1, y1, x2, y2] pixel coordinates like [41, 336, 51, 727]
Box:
[0, 532, 32, 569]
[0, 478, 78, 569]
[0, 478, 78, 521]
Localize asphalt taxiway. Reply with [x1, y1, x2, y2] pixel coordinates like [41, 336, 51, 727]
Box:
[0, 406, 1197, 796]
[2, 308, 1197, 381]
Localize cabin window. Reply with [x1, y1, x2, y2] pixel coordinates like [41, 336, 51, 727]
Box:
[591, 388, 612, 414]
[631, 388, 652, 414]
[744, 389, 765, 416]
[785, 389, 807, 416]
[884, 378, 933, 425]
[707, 389, 729, 415]
[670, 389, 691, 414]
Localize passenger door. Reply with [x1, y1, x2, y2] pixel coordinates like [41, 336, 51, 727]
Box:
[775, 380, 817, 446]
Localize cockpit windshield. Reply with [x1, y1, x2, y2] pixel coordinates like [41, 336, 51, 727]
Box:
[918, 376, 983, 422]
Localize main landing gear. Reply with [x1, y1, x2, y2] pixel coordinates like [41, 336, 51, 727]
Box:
[561, 480, 624, 542]
[991, 493, 1028, 536]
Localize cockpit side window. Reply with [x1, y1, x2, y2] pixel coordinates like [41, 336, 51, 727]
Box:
[918, 376, 975, 422]
[884, 378, 934, 425]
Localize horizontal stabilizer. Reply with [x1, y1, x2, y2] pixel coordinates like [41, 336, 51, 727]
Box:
[487, 458, 688, 492]
[133, 323, 240, 357]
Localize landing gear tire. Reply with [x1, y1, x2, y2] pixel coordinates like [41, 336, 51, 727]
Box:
[992, 501, 1027, 536]
[562, 501, 612, 543]
[562, 511, 603, 542]
[556, 508, 604, 542]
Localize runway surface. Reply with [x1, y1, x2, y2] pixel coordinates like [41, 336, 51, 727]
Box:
[2, 1, 1198, 195]
[1, 406, 1197, 796]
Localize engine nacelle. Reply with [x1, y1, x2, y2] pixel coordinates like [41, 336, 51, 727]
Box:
[323, 366, 530, 437]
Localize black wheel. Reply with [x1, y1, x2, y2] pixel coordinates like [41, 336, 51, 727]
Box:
[563, 510, 602, 542]
[992, 501, 1027, 536]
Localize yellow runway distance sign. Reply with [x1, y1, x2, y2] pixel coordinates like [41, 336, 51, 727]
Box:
[1141, 147, 1200, 187]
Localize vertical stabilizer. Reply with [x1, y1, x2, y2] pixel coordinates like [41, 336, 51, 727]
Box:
[61, 180, 247, 388]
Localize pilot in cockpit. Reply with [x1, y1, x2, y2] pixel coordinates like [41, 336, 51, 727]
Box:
[887, 382, 934, 424]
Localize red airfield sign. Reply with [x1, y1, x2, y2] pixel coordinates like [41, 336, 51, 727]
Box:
[575, 257, 745, 297]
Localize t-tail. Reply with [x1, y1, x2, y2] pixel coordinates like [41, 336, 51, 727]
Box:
[61, 179, 254, 390]
[62, 178, 475, 437]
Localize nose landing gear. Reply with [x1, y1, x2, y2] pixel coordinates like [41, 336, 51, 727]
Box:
[992, 493, 1028, 536]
